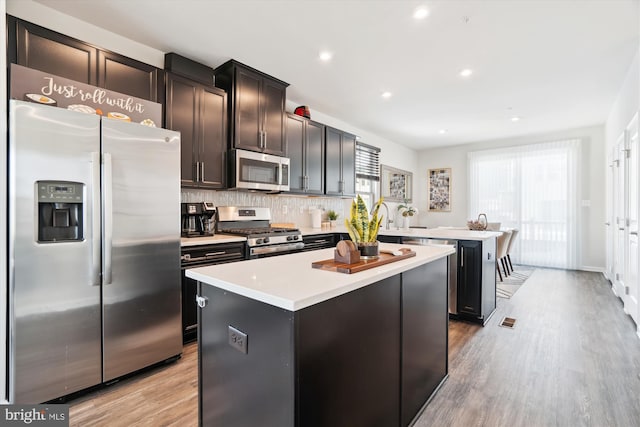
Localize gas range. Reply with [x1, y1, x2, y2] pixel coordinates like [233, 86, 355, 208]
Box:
[216, 207, 304, 258]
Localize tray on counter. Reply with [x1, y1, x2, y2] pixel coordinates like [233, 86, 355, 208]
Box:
[311, 248, 416, 274]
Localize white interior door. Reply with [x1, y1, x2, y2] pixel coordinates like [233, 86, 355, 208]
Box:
[606, 148, 615, 282]
[613, 132, 626, 297]
[625, 114, 638, 326]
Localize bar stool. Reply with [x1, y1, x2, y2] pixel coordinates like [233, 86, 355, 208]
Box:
[495, 230, 512, 281]
[505, 228, 519, 272]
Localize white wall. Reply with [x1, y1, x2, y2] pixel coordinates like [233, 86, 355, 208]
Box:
[606, 50, 639, 152]
[417, 125, 607, 271]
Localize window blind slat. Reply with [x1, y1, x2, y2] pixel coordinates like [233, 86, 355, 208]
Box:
[356, 142, 380, 181]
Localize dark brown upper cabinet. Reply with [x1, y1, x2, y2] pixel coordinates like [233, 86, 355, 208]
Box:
[214, 60, 289, 156]
[325, 126, 357, 197]
[97, 51, 162, 103]
[8, 16, 162, 103]
[286, 113, 325, 194]
[166, 72, 227, 189]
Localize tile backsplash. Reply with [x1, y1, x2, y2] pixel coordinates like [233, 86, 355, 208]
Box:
[182, 189, 348, 228]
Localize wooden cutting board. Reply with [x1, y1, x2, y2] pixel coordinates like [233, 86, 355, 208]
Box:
[312, 248, 416, 274]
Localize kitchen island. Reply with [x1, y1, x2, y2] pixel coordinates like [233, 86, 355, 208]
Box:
[187, 243, 454, 427]
[300, 227, 501, 324]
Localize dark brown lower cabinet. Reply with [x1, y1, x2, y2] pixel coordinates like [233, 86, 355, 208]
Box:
[456, 239, 497, 324]
[198, 258, 448, 427]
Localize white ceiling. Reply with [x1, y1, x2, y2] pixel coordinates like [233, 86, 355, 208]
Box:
[34, 0, 639, 150]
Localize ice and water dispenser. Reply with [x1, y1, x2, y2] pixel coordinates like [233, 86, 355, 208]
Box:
[37, 180, 84, 242]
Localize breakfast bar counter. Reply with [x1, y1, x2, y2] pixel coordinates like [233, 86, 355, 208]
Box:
[188, 243, 453, 427]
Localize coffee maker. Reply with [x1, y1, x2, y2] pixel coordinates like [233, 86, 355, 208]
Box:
[181, 202, 216, 237]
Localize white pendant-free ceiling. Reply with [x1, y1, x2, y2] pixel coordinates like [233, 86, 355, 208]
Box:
[32, 0, 640, 149]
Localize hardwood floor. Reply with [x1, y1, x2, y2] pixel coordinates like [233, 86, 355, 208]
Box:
[69, 269, 640, 426]
[68, 343, 198, 427]
[418, 269, 640, 427]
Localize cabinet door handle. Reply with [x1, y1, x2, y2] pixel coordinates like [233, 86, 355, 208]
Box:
[631, 231, 638, 236]
[196, 295, 208, 308]
[263, 131, 267, 149]
[201, 162, 205, 182]
[205, 251, 226, 257]
[195, 162, 200, 182]
[460, 247, 464, 267]
[304, 175, 309, 191]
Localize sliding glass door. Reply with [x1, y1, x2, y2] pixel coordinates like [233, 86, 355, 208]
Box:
[469, 140, 580, 269]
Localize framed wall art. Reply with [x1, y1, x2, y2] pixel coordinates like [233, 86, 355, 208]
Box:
[428, 168, 451, 212]
[380, 165, 413, 202]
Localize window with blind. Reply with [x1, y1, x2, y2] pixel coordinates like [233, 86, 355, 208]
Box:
[468, 140, 581, 269]
[355, 142, 381, 207]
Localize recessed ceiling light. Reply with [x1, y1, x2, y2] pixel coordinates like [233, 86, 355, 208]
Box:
[439, 129, 447, 134]
[319, 51, 333, 62]
[459, 69, 473, 78]
[511, 116, 521, 122]
[413, 6, 429, 20]
[381, 91, 393, 99]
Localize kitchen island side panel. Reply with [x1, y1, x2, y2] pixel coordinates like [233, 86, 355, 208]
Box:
[401, 257, 448, 426]
[198, 285, 295, 427]
[295, 275, 401, 427]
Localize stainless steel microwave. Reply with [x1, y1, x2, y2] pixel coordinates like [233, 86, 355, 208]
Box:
[228, 149, 290, 191]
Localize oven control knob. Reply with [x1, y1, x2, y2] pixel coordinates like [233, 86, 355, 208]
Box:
[263, 237, 270, 244]
[286, 236, 293, 241]
[256, 238, 264, 244]
[292, 235, 299, 240]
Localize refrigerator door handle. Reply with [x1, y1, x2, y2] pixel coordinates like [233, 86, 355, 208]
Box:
[103, 152, 113, 285]
[91, 152, 101, 286]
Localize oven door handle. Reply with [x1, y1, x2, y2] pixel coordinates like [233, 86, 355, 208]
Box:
[251, 242, 305, 255]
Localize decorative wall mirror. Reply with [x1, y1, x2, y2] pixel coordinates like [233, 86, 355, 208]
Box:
[380, 165, 413, 202]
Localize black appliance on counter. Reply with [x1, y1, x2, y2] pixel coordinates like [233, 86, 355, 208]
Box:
[217, 206, 303, 258]
[181, 202, 216, 237]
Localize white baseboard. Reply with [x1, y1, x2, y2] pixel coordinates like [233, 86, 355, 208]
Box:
[580, 266, 606, 273]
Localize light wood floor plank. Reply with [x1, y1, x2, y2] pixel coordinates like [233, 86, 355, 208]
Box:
[69, 269, 640, 426]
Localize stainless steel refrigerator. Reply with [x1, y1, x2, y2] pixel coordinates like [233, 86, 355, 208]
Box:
[8, 99, 182, 403]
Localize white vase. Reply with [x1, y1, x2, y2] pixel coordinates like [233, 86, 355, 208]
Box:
[402, 216, 411, 230]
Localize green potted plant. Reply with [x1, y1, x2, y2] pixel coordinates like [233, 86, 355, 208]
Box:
[344, 195, 383, 258]
[326, 210, 339, 228]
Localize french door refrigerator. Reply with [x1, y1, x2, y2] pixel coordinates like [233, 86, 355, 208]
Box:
[8, 99, 182, 403]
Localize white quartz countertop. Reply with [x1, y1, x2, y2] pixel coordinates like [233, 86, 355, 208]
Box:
[379, 228, 501, 240]
[186, 243, 455, 311]
[300, 226, 500, 241]
[181, 235, 246, 247]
